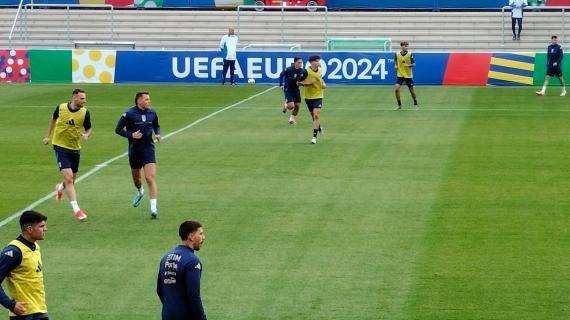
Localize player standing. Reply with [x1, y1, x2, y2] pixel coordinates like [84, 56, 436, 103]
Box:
[278, 57, 307, 125]
[299, 55, 326, 144]
[0, 211, 49, 319]
[536, 35, 566, 97]
[115, 92, 161, 219]
[42, 89, 91, 221]
[394, 41, 418, 110]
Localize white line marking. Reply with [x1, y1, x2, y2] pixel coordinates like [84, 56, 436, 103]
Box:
[0, 86, 276, 229]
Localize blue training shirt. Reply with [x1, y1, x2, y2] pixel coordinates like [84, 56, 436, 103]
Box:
[157, 245, 206, 320]
[115, 106, 160, 149]
[547, 44, 563, 67]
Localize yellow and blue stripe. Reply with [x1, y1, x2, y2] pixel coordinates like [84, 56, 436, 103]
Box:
[487, 53, 535, 86]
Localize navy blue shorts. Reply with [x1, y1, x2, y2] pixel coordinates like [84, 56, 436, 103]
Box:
[396, 77, 414, 87]
[54, 146, 80, 173]
[285, 90, 301, 104]
[129, 146, 156, 170]
[547, 65, 562, 77]
[10, 312, 49, 320]
[305, 98, 323, 112]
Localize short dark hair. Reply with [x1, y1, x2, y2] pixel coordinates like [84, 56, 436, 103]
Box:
[179, 221, 202, 240]
[552, 35, 558, 39]
[308, 55, 321, 62]
[400, 41, 409, 46]
[19, 210, 47, 229]
[135, 91, 149, 106]
[294, 56, 302, 62]
[72, 89, 85, 95]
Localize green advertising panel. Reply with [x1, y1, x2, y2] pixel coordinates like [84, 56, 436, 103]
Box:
[533, 53, 569, 86]
[29, 49, 71, 83]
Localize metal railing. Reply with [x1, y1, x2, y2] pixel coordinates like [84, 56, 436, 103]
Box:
[7, 0, 26, 47]
[242, 43, 301, 51]
[501, 6, 567, 46]
[16, 4, 115, 46]
[237, 5, 328, 49]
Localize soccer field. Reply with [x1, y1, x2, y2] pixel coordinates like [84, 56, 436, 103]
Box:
[0, 84, 568, 319]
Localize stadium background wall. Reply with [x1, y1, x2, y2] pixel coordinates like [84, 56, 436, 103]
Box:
[3, 0, 570, 8]
[0, 49, 567, 86]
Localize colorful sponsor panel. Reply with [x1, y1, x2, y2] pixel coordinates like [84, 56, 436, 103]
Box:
[114, 51, 447, 85]
[29, 49, 72, 83]
[72, 49, 116, 84]
[443, 53, 492, 86]
[0, 49, 30, 83]
[488, 53, 535, 86]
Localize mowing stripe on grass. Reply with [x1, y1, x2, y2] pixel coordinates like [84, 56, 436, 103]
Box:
[0, 86, 276, 229]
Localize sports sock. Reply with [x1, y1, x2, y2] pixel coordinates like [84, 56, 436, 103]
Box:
[57, 183, 64, 191]
[313, 129, 318, 138]
[397, 99, 402, 106]
[414, 99, 418, 105]
[542, 85, 547, 92]
[318, 126, 322, 132]
[150, 199, 157, 213]
[70, 201, 80, 213]
[138, 187, 144, 196]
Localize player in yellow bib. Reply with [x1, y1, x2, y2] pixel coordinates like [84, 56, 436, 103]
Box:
[42, 89, 92, 221]
[394, 41, 418, 110]
[299, 55, 326, 144]
[0, 211, 49, 320]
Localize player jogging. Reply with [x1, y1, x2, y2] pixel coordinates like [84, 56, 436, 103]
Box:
[536, 35, 566, 97]
[394, 41, 418, 110]
[299, 55, 326, 144]
[0, 211, 49, 320]
[278, 57, 307, 125]
[42, 89, 91, 221]
[115, 92, 161, 219]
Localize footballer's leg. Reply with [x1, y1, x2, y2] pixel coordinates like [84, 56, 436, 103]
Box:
[559, 75, 566, 96]
[311, 106, 321, 144]
[131, 168, 144, 208]
[408, 82, 418, 107]
[143, 162, 158, 219]
[537, 75, 551, 95]
[394, 83, 402, 110]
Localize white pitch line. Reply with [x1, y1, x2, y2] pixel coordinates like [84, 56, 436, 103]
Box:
[0, 86, 276, 229]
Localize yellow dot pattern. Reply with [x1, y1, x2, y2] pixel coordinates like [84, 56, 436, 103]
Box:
[72, 49, 116, 84]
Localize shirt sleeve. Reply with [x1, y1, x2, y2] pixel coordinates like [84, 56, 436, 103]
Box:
[52, 105, 59, 120]
[156, 264, 163, 304]
[153, 113, 160, 136]
[185, 260, 206, 320]
[279, 70, 286, 87]
[83, 110, 92, 130]
[115, 112, 130, 139]
[557, 47, 564, 64]
[410, 54, 415, 64]
[0, 246, 22, 311]
[219, 35, 226, 50]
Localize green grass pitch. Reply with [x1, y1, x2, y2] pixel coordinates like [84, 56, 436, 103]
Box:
[0, 84, 568, 319]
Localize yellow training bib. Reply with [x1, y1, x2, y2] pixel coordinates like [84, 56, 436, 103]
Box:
[52, 103, 87, 151]
[304, 66, 325, 100]
[396, 51, 414, 79]
[5, 240, 47, 317]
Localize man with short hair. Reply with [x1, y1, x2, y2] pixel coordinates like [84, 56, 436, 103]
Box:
[157, 221, 207, 320]
[279, 57, 307, 125]
[42, 89, 91, 221]
[0, 211, 49, 320]
[220, 27, 239, 85]
[299, 55, 326, 144]
[394, 41, 418, 110]
[509, 0, 528, 40]
[115, 92, 161, 219]
[536, 35, 566, 97]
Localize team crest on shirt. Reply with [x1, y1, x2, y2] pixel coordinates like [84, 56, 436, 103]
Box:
[195, 263, 201, 270]
[141, 115, 146, 122]
[4, 250, 13, 257]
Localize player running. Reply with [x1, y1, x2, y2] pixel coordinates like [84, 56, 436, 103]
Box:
[115, 92, 161, 219]
[298, 55, 326, 144]
[42, 89, 91, 221]
[278, 57, 307, 125]
[394, 41, 418, 110]
[536, 35, 566, 97]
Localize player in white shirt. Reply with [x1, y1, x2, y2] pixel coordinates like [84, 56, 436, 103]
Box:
[509, 0, 528, 40]
[219, 27, 239, 85]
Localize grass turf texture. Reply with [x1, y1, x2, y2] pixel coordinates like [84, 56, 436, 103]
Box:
[0, 84, 568, 319]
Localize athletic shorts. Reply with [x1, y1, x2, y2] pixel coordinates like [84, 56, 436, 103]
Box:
[285, 90, 301, 104]
[396, 77, 414, 87]
[10, 313, 49, 320]
[54, 145, 80, 173]
[305, 98, 323, 112]
[128, 146, 156, 170]
[547, 65, 563, 77]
